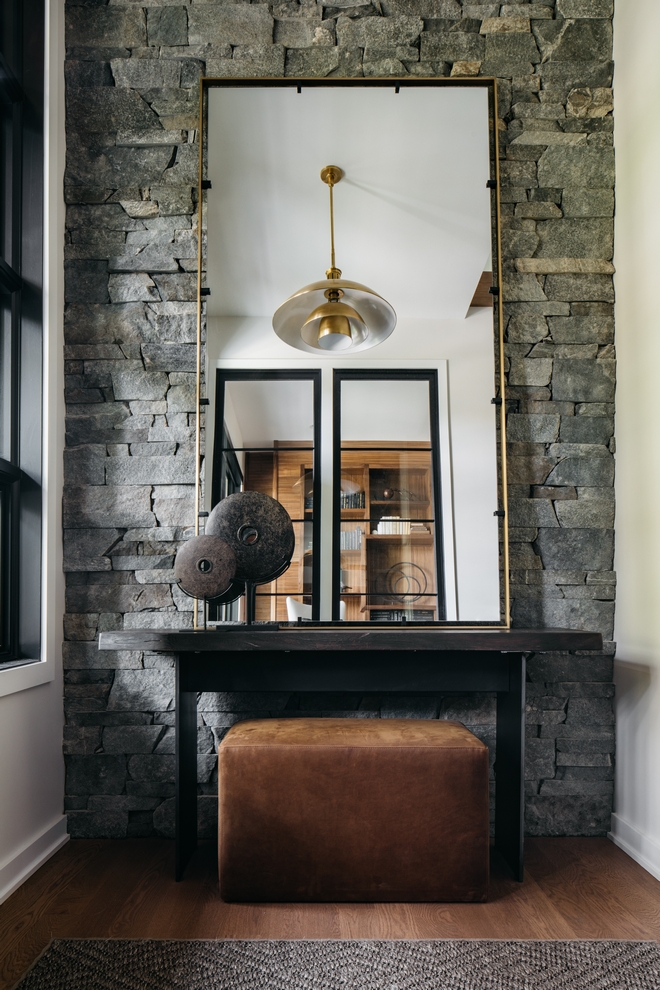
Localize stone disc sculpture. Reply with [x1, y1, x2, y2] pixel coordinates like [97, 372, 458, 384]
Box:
[174, 534, 237, 601]
[206, 491, 295, 585]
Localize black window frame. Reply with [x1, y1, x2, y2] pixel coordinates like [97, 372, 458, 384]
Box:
[0, 0, 44, 665]
[211, 368, 322, 621]
[332, 368, 445, 623]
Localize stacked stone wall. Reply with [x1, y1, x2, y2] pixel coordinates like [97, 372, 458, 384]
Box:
[63, 0, 615, 839]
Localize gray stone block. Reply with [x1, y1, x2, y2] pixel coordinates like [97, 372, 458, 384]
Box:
[111, 369, 168, 401]
[67, 89, 161, 136]
[421, 32, 484, 61]
[63, 528, 122, 572]
[66, 582, 172, 616]
[566, 697, 614, 724]
[545, 274, 614, 303]
[525, 794, 611, 835]
[509, 358, 553, 387]
[64, 613, 99, 643]
[123, 611, 193, 631]
[533, 528, 613, 570]
[108, 274, 160, 304]
[552, 359, 615, 402]
[440, 693, 496, 724]
[106, 454, 194, 486]
[507, 414, 559, 443]
[109, 251, 179, 274]
[151, 275, 196, 302]
[557, 0, 612, 17]
[63, 642, 142, 671]
[65, 260, 109, 305]
[102, 725, 164, 754]
[509, 498, 558, 528]
[63, 726, 102, 756]
[525, 738, 555, 778]
[501, 229, 539, 259]
[67, 146, 175, 190]
[64, 446, 107, 487]
[63, 487, 155, 529]
[556, 751, 613, 767]
[198, 692, 290, 712]
[562, 188, 614, 218]
[513, 598, 614, 638]
[549, 313, 613, 344]
[484, 33, 540, 64]
[65, 302, 152, 345]
[535, 219, 613, 260]
[537, 147, 614, 188]
[142, 343, 196, 372]
[147, 7, 188, 47]
[188, 6, 274, 47]
[338, 15, 422, 47]
[66, 8, 147, 48]
[144, 302, 196, 344]
[533, 18, 611, 63]
[283, 47, 340, 77]
[67, 808, 129, 840]
[502, 275, 547, 301]
[147, 186, 193, 218]
[545, 455, 613, 487]
[108, 670, 175, 712]
[65, 754, 127, 795]
[274, 18, 335, 48]
[527, 655, 612, 682]
[555, 499, 614, 528]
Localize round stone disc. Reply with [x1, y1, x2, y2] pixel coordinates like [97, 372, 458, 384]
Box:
[174, 535, 237, 601]
[206, 491, 295, 585]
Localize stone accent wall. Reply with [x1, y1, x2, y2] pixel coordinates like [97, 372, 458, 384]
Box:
[63, 0, 615, 840]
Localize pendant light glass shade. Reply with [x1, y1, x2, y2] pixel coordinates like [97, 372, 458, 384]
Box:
[272, 166, 397, 353]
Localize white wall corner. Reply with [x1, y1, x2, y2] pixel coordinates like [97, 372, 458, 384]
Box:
[609, 814, 660, 884]
[0, 817, 69, 906]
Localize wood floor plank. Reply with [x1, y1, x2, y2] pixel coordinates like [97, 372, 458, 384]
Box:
[1, 837, 659, 990]
[525, 838, 660, 941]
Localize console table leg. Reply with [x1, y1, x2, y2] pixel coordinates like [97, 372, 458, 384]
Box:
[494, 653, 526, 881]
[176, 657, 198, 881]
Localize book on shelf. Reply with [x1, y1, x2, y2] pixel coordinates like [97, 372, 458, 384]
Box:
[373, 516, 411, 535]
[340, 525, 363, 551]
[340, 491, 365, 509]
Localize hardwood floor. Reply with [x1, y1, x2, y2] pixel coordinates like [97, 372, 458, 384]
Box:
[1, 838, 659, 989]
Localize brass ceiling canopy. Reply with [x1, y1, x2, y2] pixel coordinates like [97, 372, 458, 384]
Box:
[273, 165, 397, 353]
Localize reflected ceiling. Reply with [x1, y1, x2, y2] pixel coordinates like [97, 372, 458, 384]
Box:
[206, 86, 491, 323]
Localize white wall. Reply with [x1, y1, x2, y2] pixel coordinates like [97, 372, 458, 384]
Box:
[610, 0, 660, 880]
[0, 0, 67, 905]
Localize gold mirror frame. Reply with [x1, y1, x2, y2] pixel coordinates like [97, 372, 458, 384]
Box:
[194, 77, 509, 630]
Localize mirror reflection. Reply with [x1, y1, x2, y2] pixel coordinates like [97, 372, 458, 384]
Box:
[204, 81, 504, 625]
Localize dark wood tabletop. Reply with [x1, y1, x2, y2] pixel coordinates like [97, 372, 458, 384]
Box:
[99, 626, 602, 653]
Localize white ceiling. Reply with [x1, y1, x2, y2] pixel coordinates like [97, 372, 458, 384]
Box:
[206, 86, 491, 323]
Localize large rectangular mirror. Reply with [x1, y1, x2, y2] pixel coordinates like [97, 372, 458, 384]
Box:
[201, 79, 507, 626]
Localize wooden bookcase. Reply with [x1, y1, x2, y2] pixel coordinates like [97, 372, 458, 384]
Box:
[339, 442, 438, 622]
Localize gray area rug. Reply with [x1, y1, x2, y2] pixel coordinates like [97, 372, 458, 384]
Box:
[14, 939, 660, 990]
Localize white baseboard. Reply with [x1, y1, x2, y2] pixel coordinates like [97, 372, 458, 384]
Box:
[0, 817, 69, 905]
[609, 813, 660, 883]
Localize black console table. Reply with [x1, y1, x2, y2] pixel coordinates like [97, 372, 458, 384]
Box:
[99, 626, 601, 883]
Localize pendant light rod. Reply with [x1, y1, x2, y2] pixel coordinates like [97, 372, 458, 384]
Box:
[320, 165, 343, 280]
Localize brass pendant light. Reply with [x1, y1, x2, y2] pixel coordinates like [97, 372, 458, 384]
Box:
[273, 166, 397, 353]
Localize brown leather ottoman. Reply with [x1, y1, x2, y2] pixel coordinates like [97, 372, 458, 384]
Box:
[218, 717, 489, 902]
